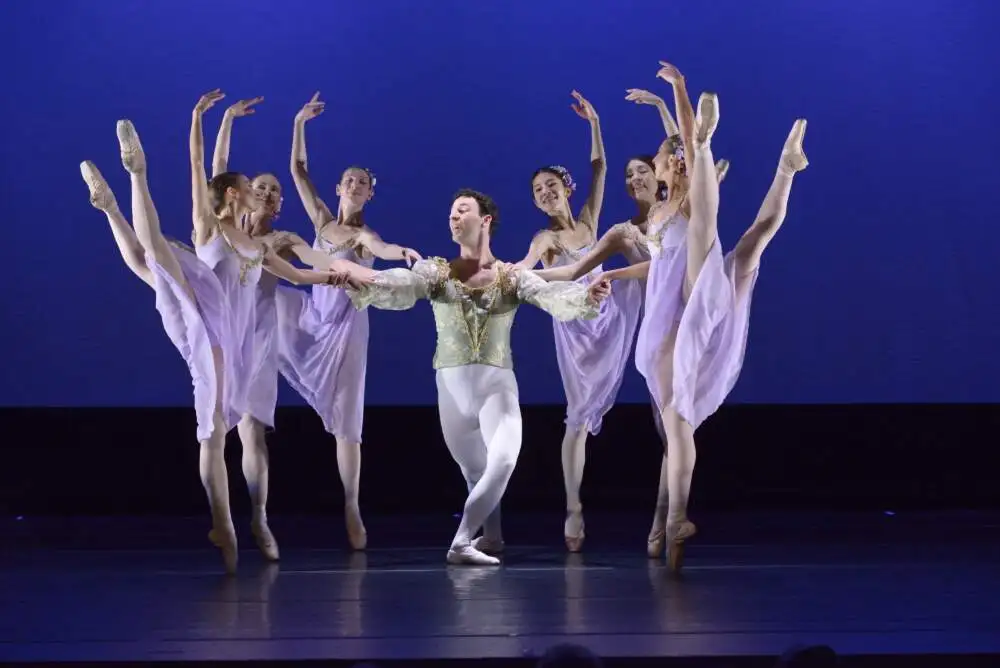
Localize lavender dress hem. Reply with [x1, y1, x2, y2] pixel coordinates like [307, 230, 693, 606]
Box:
[550, 244, 643, 436]
[635, 215, 758, 431]
[276, 237, 373, 444]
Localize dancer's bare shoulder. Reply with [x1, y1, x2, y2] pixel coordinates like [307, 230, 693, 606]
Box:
[610, 221, 642, 243]
[262, 230, 306, 258]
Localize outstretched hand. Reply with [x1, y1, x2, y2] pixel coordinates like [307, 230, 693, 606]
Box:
[587, 276, 612, 305]
[625, 88, 664, 106]
[194, 89, 226, 114]
[226, 97, 264, 117]
[401, 248, 422, 267]
[655, 61, 684, 85]
[296, 92, 326, 122]
[571, 90, 598, 122]
[327, 270, 373, 290]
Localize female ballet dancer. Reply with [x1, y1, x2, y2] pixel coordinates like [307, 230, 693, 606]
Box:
[595, 62, 807, 571]
[534, 64, 806, 571]
[531, 90, 723, 559]
[79, 89, 368, 574]
[516, 91, 643, 552]
[208, 94, 357, 560]
[278, 92, 423, 550]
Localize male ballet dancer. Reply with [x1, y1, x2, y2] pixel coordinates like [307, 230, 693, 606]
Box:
[343, 189, 610, 565]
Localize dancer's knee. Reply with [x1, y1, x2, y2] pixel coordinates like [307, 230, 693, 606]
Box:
[660, 407, 692, 439]
[237, 414, 265, 445]
[461, 465, 485, 487]
[335, 435, 362, 450]
[488, 444, 519, 479]
[202, 411, 228, 451]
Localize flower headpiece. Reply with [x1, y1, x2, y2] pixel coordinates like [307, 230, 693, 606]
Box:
[544, 165, 576, 192]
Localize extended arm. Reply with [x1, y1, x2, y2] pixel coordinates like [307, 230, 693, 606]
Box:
[290, 93, 336, 229]
[656, 62, 695, 154]
[602, 261, 649, 283]
[266, 231, 335, 270]
[532, 225, 626, 282]
[571, 91, 607, 231]
[212, 97, 263, 177]
[625, 88, 680, 138]
[356, 226, 422, 265]
[191, 90, 226, 246]
[515, 267, 599, 321]
[262, 249, 342, 286]
[346, 258, 443, 312]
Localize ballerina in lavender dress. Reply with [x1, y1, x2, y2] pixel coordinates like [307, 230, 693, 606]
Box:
[207, 94, 351, 561]
[78, 89, 368, 574]
[515, 91, 643, 553]
[590, 62, 809, 572]
[277, 93, 423, 550]
[530, 97, 725, 558]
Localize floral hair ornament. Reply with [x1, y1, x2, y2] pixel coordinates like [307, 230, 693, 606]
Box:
[546, 165, 577, 193]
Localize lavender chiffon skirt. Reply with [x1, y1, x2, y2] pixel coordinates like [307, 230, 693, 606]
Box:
[554, 275, 643, 434]
[636, 240, 758, 430]
[146, 244, 244, 440]
[275, 284, 368, 443]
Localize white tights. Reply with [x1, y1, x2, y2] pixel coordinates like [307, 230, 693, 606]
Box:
[436, 365, 522, 548]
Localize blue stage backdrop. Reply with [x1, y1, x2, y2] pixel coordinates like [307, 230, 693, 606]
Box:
[0, 0, 995, 407]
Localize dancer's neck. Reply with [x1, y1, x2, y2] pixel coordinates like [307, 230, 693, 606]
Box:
[457, 237, 493, 265]
[633, 199, 654, 222]
[337, 201, 365, 227]
[246, 211, 275, 237]
[548, 207, 575, 231]
[665, 189, 686, 208]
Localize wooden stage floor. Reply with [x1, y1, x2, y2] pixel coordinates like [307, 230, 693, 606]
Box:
[1, 511, 997, 666]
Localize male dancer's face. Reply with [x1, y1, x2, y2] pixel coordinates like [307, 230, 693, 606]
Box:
[449, 196, 491, 249]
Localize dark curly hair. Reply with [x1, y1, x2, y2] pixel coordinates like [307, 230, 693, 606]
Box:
[453, 188, 500, 234]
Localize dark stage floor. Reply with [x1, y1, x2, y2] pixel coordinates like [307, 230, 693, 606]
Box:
[1, 512, 998, 666]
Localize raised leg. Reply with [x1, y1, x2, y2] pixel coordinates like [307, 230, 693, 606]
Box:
[731, 119, 809, 295]
[684, 93, 721, 299]
[80, 161, 154, 287]
[115, 119, 189, 293]
[237, 414, 278, 560]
